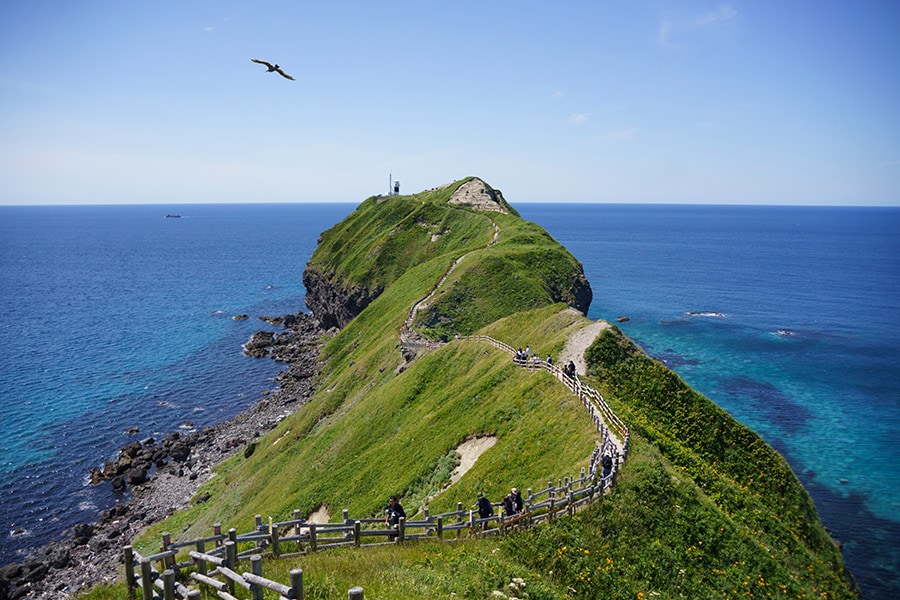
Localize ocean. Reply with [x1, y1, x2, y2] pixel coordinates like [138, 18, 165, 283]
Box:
[1, 203, 897, 597]
[516, 203, 900, 598]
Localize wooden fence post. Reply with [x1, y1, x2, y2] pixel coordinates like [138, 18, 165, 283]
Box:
[161, 532, 174, 570]
[250, 555, 264, 600]
[456, 502, 463, 538]
[348, 586, 364, 599]
[294, 509, 304, 551]
[291, 569, 304, 600]
[254, 515, 265, 552]
[213, 522, 222, 546]
[162, 569, 175, 600]
[436, 516, 443, 540]
[195, 539, 207, 576]
[309, 523, 317, 552]
[398, 516, 406, 542]
[225, 540, 237, 596]
[140, 558, 154, 600]
[123, 546, 136, 600]
[354, 521, 361, 547]
[272, 520, 281, 557]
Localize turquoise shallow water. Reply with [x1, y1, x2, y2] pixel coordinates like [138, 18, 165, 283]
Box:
[0, 202, 896, 597]
[0, 203, 354, 561]
[517, 203, 900, 597]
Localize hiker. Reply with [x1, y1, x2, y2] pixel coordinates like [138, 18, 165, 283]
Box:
[502, 494, 515, 517]
[515, 348, 525, 365]
[385, 495, 406, 540]
[475, 492, 494, 529]
[602, 454, 614, 479]
[510, 487, 524, 513]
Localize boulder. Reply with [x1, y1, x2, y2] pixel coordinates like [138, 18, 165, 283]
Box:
[243, 331, 276, 357]
[126, 468, 148, 486]
[71, 523, 93, 545]
[169, 443, 191, 462]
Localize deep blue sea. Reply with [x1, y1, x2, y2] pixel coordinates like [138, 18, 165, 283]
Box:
[517, 204, 900, 598]
[1, 203, 897, 597]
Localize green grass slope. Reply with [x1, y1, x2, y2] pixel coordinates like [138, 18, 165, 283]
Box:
[113, 179, 856, 599]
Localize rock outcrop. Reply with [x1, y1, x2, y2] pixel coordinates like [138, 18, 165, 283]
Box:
[447, 178, 508, 213]
[302, 267, 383, 331]
[563, 269, 593, 316]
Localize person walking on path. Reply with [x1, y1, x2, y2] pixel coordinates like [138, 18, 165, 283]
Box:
[511, 487, 524, 513]
[385, 495, 406, 540]
[475, 492, 494, 530]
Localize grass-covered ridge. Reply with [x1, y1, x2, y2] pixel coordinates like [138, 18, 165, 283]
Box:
[304, 177, 590, 333]
[108, 179, 856, 599]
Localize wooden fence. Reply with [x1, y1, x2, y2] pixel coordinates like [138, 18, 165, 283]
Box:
[122, 333, 629, 599]
[463, 335, 630, 457]
[123, 464, 618, 599]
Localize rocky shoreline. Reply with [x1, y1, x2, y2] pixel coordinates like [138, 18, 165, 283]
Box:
[1, 312, 325, 600]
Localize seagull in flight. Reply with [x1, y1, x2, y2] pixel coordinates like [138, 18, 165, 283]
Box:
[250, 59, 295, 81]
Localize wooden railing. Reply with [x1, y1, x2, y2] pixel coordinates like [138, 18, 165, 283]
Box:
[462, 335, 630, 458]
[122, 332, 629, 599]
[123, 466, 615, 599]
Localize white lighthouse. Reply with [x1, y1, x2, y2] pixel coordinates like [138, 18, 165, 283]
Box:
[388, 173, 401, 196]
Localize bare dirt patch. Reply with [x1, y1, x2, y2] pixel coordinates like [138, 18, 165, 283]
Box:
[450, 436, 498, 485]
[307, 504, 331, 524]
[447, 178, 507, 212]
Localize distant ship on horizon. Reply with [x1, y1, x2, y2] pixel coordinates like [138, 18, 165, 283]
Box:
[165, 214, 181, 219]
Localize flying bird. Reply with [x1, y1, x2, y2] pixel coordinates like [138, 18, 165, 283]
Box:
[251, 59, 295, 81]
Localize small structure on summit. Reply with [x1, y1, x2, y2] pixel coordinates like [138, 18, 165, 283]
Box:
[387, 173, 401, 196]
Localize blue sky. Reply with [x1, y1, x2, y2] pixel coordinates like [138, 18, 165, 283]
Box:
[1, 1, 898, 205]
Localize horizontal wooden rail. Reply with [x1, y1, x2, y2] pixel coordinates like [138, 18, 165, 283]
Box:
[124, 325, 628, 599]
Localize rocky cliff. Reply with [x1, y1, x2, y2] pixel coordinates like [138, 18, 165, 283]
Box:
[302, 267, 383, 331]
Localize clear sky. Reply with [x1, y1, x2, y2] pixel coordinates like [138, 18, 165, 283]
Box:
[1, 1, 898, 205]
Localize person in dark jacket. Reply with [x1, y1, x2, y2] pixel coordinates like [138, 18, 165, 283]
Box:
[385, 495, 406, 540]
[601, 454, 614, 479]
[475, 492, 494, 529]
[510, 487, 524, 513]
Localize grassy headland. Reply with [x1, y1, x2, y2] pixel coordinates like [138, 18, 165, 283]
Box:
[88, 178, 856, 598]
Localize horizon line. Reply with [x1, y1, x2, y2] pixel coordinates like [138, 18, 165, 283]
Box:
[2, 200, 898, 209]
